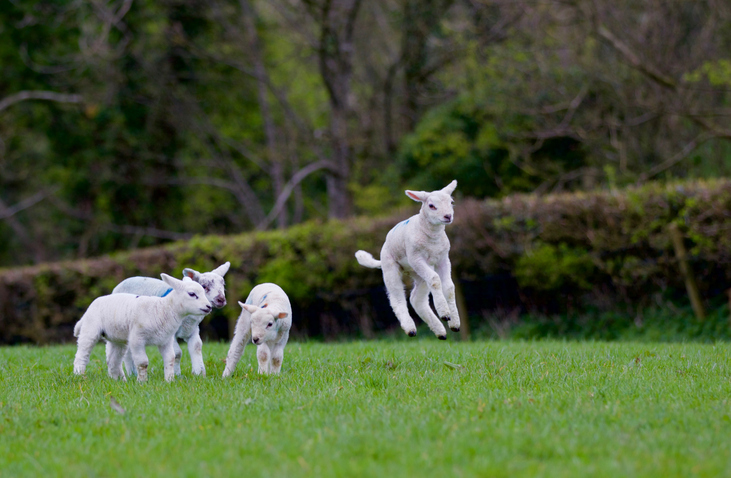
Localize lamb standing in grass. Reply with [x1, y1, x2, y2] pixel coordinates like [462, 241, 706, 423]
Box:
[222, 283, 292, 377]
[111, 262, 230, 377]
[73, 274, 212, 382]
[355, 180, 460, 339]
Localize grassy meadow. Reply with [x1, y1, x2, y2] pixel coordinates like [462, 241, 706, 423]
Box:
[1, 339, 730, 477]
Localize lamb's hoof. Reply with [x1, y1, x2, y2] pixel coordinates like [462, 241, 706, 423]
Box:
[407, 330, 417, 337]
[441, 315, 451, 322]
[450, 326, 460, 332]
[437, 335, 447, 340]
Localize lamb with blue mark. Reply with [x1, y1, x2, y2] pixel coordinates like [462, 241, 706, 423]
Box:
[222, 283, 292, 377]
[355, 180, 460, 339]
[73, 274, 212, 382]
[111, 262, 230, 377]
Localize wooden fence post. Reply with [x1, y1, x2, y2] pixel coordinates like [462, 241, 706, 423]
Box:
[669, 223, 705, 321]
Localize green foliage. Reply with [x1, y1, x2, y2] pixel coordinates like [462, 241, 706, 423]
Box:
[514, 243, 596, 291]
[2, 341, 731, 477]
[397, 97, 537, 197]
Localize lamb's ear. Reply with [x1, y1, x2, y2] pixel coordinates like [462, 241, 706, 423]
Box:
[441, 180, 457, 196]
[237, 301, 246, 308]
[276, 312, 289, 320]
[405, 190, 428, 202]
[211, 261, 231, 277]
[161, 273, 183, 290]
[182, 268, 201, 281]
[241, 303, 259, 314]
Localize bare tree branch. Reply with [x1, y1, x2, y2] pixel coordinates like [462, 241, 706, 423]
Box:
[0, 90, 83, 113]
[0, 189, 55, 220]
[257, 159, 336, 230]
[103, 224, 193, 241]
[595, 24, 677, 91]
[639, 133, 712, 182]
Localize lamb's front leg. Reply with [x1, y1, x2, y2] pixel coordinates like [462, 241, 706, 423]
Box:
[436, 256, 460, 331]
[172, 338, 183, 376]
[410, 258, 451, 322]
[256, 343, 272, 374]
[123, 349, 137, 377]
[223, 312, 252, 378]
[106, 342, 128, 381]
[270, 332, 289, 374]
[128, 338, 150, 383]
[186, 328, 205, 376]
[158, 337, 177, 382]
[410, 278, 447, 339]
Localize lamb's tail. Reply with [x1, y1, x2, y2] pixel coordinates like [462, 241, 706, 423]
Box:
[73, 317, 84, 338]
[355, 250, 382, 269]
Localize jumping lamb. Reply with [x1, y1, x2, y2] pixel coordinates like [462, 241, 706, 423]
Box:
[111, 262, 230, 377]
[73, 274, 212, 382]
[222, 283, 292, 377]
[355, 180, 460, 339]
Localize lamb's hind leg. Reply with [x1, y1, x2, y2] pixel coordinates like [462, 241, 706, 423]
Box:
[410, 278, 447, 339]
[381, 259, 417, 336]
[436, 256, 461, 331]
[74, 328, 100, 375]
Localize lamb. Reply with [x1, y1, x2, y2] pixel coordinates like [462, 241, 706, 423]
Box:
[222, 283, 292, 377]
[111, 262, 230, 377]
[355, 180, 460, 339]
[73, 274, 212, 382]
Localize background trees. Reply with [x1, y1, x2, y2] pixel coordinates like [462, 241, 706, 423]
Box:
[1, 0, 730, 267]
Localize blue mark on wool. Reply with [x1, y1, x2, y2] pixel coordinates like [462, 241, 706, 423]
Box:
[160, 288, 173, 298]
[393, 219, 410, 230]
[259, 294, 268, 305]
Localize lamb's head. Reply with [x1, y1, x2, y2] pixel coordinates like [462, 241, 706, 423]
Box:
[405, 180, 457, 226]
[182, 262, 230, 308]
[238, 301, 289, 345]
[161, 273, 212, 315]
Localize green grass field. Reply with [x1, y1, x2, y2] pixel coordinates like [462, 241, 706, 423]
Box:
[1, 340, 730, 477]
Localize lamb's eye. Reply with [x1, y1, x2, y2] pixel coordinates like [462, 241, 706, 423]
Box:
[188, 292, 197, 299]
[429, 204, 437, 210]
[203, 285, 210, 291]
[267, 322, 273, 328]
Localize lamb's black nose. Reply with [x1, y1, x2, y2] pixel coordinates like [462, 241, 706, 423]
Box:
[444, 214, 452, 222]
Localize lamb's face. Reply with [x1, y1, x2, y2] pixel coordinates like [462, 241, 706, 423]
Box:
[250, 308, 281, 344]
[197, 272, 227, 308]
[238, 301, 289, 344]
[179, 280, 213, 315]
[182, 262, 230, 308]
[422, 191, 455, 226]
[405, 180, 457, 226]
[161, 273, 212, 315]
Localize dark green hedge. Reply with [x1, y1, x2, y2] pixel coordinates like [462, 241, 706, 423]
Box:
[2, 179, 730, 344]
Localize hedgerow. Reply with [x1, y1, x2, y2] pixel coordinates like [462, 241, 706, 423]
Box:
[2, 179, 730, 344]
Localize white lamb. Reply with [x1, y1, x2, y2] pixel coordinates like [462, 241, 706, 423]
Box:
[73, 274, 212, 382]
[355, 180, 460, 339]
[222, 283, 292, 377]
[111, 262, 230, 377]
